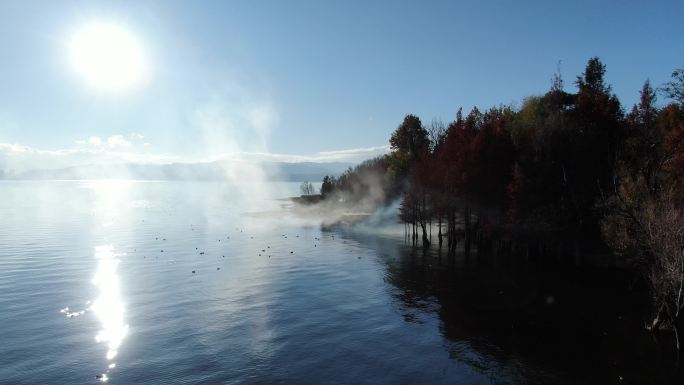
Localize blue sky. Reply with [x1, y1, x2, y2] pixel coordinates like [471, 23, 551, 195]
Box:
[0, 0, 682, 171]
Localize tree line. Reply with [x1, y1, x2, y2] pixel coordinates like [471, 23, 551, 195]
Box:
[320, 57, 684, 342]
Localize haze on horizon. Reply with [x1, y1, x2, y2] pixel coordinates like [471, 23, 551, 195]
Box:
[0, 0, 682, 174]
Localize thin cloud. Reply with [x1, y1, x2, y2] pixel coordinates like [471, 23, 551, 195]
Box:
[0, 140, 176, 173]
[0, 139, 388, 174]
[315, 145, 390, 160]
[210, 145, 390, 164]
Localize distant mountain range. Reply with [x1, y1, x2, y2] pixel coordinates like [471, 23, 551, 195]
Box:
[1, 161, 353, 182]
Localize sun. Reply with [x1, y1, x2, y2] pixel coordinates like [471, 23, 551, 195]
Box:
[69, 22, 149, 91]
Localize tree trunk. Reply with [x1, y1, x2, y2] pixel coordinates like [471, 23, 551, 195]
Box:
[648, 303, 665, 331]
[675, 324, 680, 352]
[421, 222, 429, 248]
[438, 216, 443, 249]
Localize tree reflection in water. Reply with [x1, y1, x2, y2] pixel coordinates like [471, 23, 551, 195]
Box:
[334, 228, 680, 385]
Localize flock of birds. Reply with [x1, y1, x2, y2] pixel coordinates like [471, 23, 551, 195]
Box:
[135, 225, 349, 277]
[61, 222, 362, 383]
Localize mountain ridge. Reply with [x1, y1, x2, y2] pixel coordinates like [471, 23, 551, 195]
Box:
[1, 160, 353, 182]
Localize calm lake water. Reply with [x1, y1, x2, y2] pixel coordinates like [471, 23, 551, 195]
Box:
[0, 180, 677, 384]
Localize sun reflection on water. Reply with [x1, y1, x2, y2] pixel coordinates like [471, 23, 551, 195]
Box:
[92, 245, 128, 367]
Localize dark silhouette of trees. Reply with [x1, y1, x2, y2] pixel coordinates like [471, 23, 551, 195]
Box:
[300, 181, 315, 196]
[388, 114, 431, 246]
[597, 71, 684, 347]
[662, 68, 684, 105]
[321, 176, 334, 197]
[389, 114, 430, 180]
[319, 57, 684, 347]
[318, 156, 395, 209]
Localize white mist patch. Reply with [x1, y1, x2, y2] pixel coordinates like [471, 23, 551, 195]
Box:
[286, 164, 393, 228]
[191, 89, 280, 211]
[351, 198, 405, 236]
[192, 92, 277, 158]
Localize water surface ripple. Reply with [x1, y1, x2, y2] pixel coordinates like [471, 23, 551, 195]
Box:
[0, 180, 655, 384]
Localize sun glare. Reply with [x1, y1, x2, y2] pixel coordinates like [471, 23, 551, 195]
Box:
[69, 22, 149, 91]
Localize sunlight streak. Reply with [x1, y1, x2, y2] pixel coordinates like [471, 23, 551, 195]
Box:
[91, 245, 128, 363]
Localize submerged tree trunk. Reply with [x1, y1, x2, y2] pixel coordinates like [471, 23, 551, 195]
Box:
[448, 208, 457, 256]
[648, 303, 665, 331]
[464, 208, 471, 256]
[438, 216, 443, 249]
[421, 222, 429, 248]
[676, 324, 681, 352]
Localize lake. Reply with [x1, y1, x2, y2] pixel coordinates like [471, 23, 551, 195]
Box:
[0, 180, 676, 384]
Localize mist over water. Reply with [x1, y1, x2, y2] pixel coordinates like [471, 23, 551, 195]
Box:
[0, 180, 668, 384]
